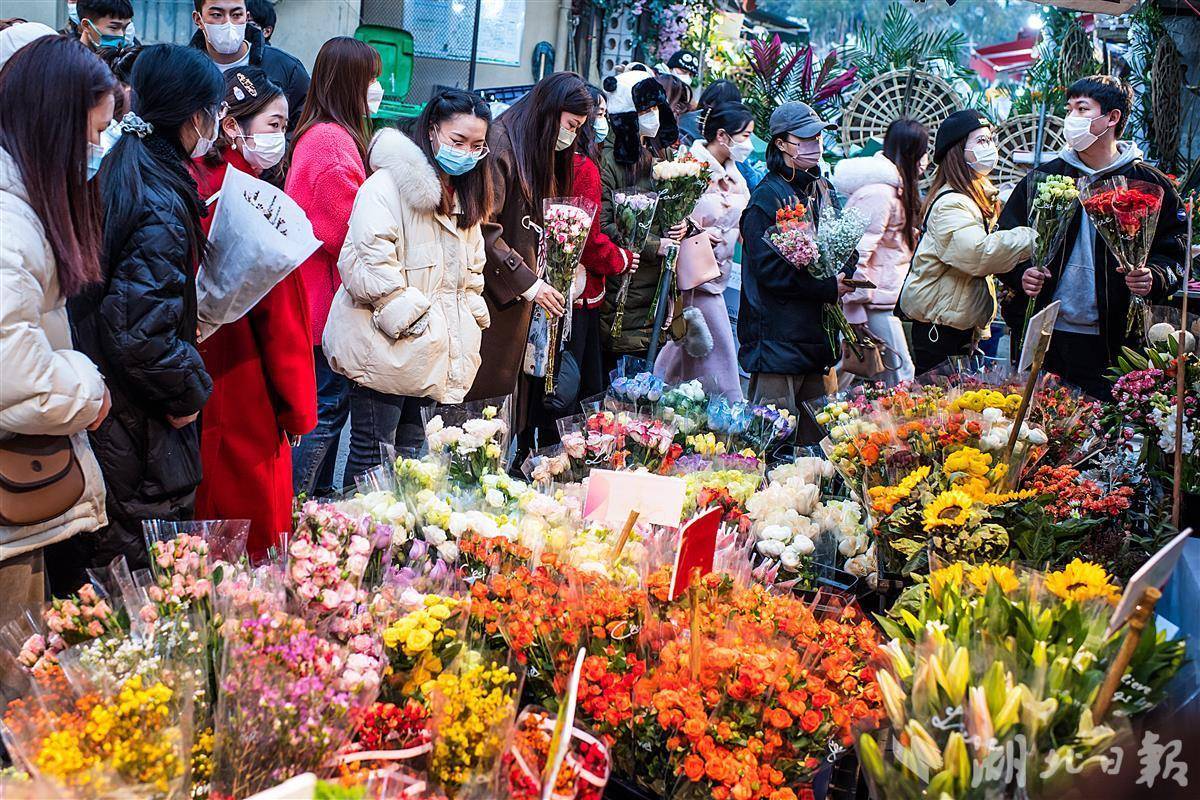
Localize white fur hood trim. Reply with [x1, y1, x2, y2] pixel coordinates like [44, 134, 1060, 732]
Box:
[368, 127, 442, 213]
[831, 153, 901, 199]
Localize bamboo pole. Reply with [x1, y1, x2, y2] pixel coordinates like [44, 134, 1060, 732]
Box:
[608, 509, 640, 564]
[1171, 194, 1195, 530]
[689, 567, 702, 680]
[1092, 587, 1162, 721]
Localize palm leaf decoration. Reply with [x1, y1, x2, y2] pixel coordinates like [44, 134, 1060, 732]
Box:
[843, 1, 969, 82]
[739, 34, 858, 136]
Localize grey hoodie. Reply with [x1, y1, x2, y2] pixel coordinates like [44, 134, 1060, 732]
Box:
[1052, 141, 1143, 334]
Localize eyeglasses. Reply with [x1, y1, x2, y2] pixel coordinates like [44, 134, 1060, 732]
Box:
[435, 129, 489, 157]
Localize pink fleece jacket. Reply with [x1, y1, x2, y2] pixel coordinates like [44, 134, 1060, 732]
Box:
[831, 154, 916, 325]
[284, 122, 367, 344]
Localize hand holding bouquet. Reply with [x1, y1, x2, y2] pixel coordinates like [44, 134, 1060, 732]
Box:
[608, 189, 659, 338]
[534, 198, 597, 392]
[1022, 173, 1080, 342]
[1080, 176, 1165, 334]
[645, 152, 713, 326]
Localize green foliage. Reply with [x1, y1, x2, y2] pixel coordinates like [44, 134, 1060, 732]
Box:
[841, 1, 970, 82]
[1013, 7, 1101, 117]
[738, 34, 858, 135]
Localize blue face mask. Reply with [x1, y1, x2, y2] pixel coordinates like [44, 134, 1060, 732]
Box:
[594, 116, 609, 143]
[86, 141, 105, 181]
[85, 20, 126, 49]
[434, 143, 482, 176]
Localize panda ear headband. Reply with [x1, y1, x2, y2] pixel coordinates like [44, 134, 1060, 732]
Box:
[605, 68, 676, 164]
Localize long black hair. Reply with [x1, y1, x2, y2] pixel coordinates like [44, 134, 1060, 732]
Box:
[99, 43, 223, 269]
[497, 71, 591, 204]
[411, 89, 494, 229]
[0, 36, 117, 296]
[882, 118, 929, 251]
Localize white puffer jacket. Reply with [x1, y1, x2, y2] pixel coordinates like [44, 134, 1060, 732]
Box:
[0, 146, 107, 560]
[323, 129, 490, 403]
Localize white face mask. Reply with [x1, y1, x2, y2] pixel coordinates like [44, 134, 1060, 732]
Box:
[1064, 114, 1105, 152]
[966, 143, 998, 174]
[204, 21, 245, 56]
[638, 108, 661, 138]
[555, 125, 576, 152]
[728, 137, 754, 163]
[191, 116, 216, 158]
[367, 80, 385, 115]
[240, 131, 286, 170]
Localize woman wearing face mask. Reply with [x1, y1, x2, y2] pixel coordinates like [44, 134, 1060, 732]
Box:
[898, 109, 1034, 375]
[188, 68, 315, 559]
[286, 36, 380, 497]
[324, 91, 495, 483]
[60, 44, 222, 580]
[832, 117, 929, 386]
[739, 101, 848, 443]
[0, 37, 115, 610]
[467, 72, 591, 455]
[548, 85, 640, 416]
[598, 66, 686, 370]
[655, 102, 753, 399]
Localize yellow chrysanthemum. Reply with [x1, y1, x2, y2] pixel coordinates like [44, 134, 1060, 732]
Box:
[922, 489, 975, 531]
[928, 562, 965, 597]
[1045, 559, 1122, 604]
[968, 563, 1019, 594]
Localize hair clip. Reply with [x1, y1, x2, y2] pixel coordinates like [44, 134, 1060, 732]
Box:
[119, 112, 153, 138]
[235, 71, 258, 98]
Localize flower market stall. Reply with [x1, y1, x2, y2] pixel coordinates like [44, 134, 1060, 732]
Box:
[2, 340, 1197, 800]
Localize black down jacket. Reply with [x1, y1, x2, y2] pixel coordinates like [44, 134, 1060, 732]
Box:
[66, 144, 213, 573]
[738, 168, 840, 376]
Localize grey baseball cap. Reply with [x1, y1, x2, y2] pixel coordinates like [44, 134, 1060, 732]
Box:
[769, 102, 835, 139]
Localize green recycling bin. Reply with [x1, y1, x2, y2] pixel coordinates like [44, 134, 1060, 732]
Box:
[354, 24, 424, 124]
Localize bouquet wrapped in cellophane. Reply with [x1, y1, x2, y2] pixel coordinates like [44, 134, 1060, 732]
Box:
[608, 188, 659, 339]
[1020, 172, 1080, 345]
[526, 197, 597, 392]
[764, 199, 868, 357]
[858, 559, 1185, 799]
[645, 151, 712, 325]
[1080, 176, 1165, 335]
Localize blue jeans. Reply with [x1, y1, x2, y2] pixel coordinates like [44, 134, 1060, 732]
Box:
[343, 383, 429, 490]
[292, 346, 349, 497]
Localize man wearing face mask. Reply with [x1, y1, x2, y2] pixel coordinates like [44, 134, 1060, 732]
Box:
[74, 1, 136, 52]
[189, 0, 309, 131]
[998, 76, 1186, 399]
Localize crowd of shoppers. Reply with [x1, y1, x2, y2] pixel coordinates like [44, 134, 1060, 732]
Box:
[0, 9, 1187, 613]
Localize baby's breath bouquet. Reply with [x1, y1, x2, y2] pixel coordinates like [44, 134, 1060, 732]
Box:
[816, 205, 869, 357]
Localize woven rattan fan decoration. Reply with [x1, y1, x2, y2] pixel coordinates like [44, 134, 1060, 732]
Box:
[993, 114, 1067, 187]
[840, 69, 962, 155]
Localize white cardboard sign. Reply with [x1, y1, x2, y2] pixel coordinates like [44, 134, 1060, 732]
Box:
[1019, 300, 1061, 373]
[1106, 528, 1192, 637]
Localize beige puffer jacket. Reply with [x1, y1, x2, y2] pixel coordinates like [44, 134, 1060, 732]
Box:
[0, 147, 107, 560]
[323, 129, 490, 403]
[899, 191, 1035, 332]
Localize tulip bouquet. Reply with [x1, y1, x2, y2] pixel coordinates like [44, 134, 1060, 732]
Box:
[531, 197, 598, 392]
[1021, 173, 1081, 345]
[1080, 176, 1165, 335]
[422, 399, 510, 489]
[859, 559, 1186, 798]
[608, 188, 660, 339]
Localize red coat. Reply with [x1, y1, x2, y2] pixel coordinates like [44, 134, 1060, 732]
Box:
[573, 154, 632, 309]
[191, 150, 318, 558]
[283, 122, 367, 344]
